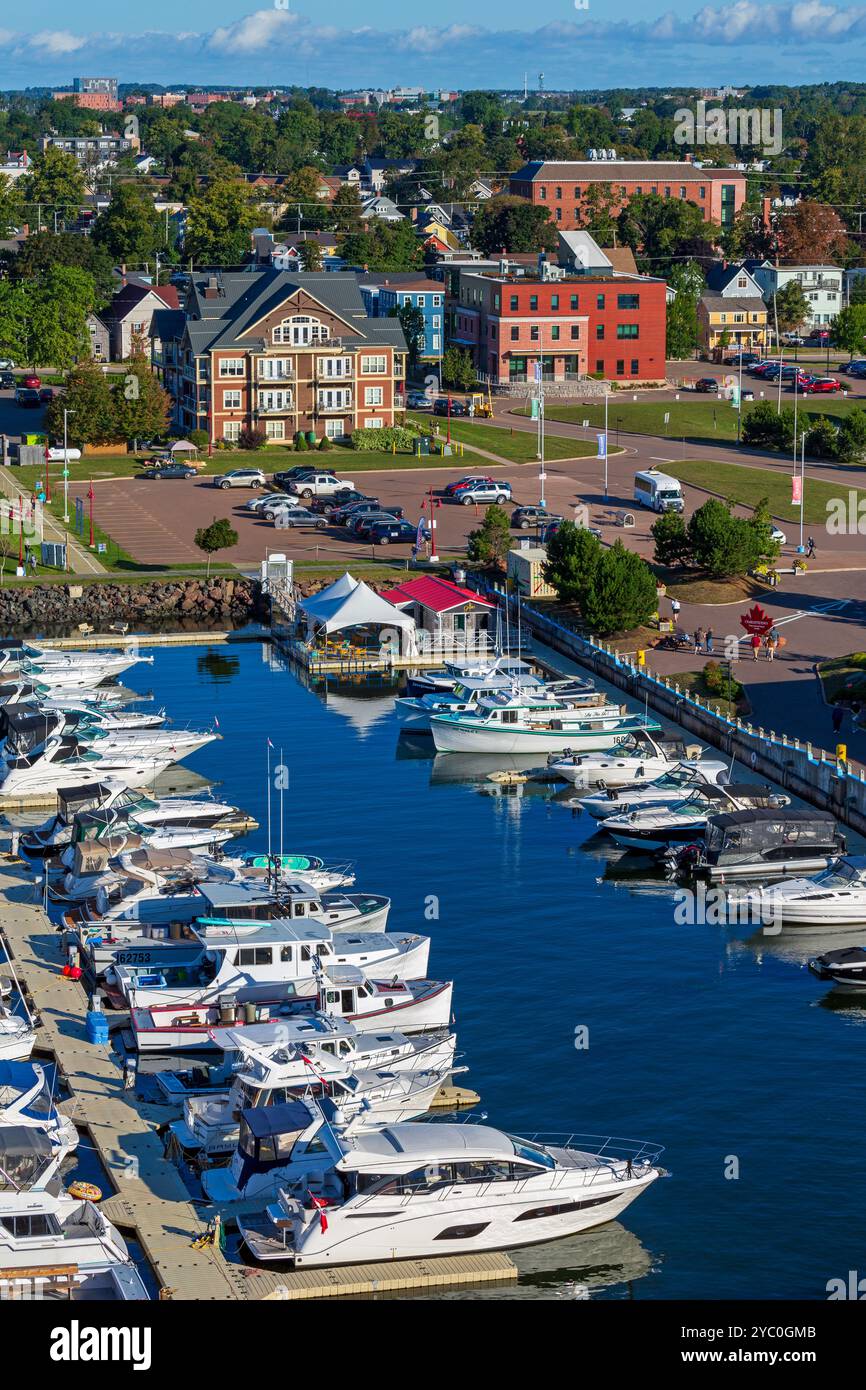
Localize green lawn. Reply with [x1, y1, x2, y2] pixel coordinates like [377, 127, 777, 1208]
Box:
[516, 397, 866, 447]
[818, 653, 866, 706]
[676, 666, 746, 719]
[667, 458, 865, 526]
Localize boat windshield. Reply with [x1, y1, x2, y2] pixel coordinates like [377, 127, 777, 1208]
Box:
[509, 1138, 556, 1170]
[813, 861, 857, 888]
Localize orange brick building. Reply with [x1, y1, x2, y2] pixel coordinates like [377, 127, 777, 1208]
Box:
[509, 160, 747, 230]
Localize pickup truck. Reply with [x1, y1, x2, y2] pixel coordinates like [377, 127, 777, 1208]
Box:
[286, 472, 354, 500]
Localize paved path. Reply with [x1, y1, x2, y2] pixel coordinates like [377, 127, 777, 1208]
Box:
[0, 468, 106, 576]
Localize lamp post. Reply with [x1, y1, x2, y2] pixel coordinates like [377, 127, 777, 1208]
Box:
[43, 445, 52, 504]
[87, 480, 95, 549]
[63, 409, 75, 523]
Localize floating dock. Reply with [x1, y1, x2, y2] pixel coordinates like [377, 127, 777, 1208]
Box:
[41, 632, 233, 650]
[0, 848, 516, 1301]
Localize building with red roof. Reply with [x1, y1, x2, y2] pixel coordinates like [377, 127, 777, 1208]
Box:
[387, 574, 495, 649]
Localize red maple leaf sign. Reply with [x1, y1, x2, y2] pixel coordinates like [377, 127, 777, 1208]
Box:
[739, 604, 774, 635]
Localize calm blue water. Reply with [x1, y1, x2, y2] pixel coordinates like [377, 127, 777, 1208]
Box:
[119, 637, 866, 1300]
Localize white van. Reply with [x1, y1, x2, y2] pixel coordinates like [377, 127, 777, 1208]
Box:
[634, 470, 684, 514]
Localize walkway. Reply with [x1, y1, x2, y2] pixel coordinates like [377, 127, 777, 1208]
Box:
[0, 469, 105, 576]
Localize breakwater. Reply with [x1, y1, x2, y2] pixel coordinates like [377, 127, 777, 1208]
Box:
[0, 577, 266, 633]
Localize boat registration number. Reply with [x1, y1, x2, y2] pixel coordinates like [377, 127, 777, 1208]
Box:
[115, 951, 157, 965]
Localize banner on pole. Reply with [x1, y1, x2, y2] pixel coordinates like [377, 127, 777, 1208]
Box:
[597, 433, 607, 458]
[792, 475, 803, 505]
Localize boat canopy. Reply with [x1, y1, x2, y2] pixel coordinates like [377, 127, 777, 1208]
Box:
[0, 708, 59, 752]
[706, 808, 838, 853]
[0, 1125, 55, 1191]
[58, 782, 115, 818]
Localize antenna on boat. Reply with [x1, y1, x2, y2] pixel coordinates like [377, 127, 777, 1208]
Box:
[266, 737, 273, 861]
[279, 744, 284, 864]
[516, 590, 522, 662]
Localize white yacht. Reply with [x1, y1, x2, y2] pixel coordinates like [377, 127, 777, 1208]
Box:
[548, 729, 724, 787]
[0, 1002, 35, 1061]
[0, 1127, 149, 1298]
[737, 857, 866, 928]
[0, 708, 217, 772]
[406, 654, 539, 697]
[23, 780, 245, 858]
[604, 784, 789, 852]
[0, 733, 181, 799]
[580, 765, 733, 821]
[236, 1102, 663, 1267]
[0, 697, 164, 741]
[0, 1059, 79, 1158]
[430, 690, 662, 755]
[131, 966, 453, 1050]
[0, 638, 151, 690]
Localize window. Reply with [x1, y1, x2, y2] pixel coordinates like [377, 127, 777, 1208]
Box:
[265, 420, 285, 439]
[259, 357, 293, 379]
[617, 324, 639, 338]
[595, 359, 604, 373]
[596, 294, 605, 309]
[432, 334, 440, 352]
[574, 186, 581, 198]
[570, 293, 578, 309]
[617, 294, 640, 309]
[539, 186, 547, 199]
[432, 295, 442, 306]
[651, 185, 658, 195]
[317, 388, 352, 410]
[631, 359, 639, 375]
[434, 1223, 490, 1241]
[570, 325, 580, 340]
[616, 359, 625, 375]
[664, 186, 671, 198]
[238, 947, 272, 966]
[595, 325, 604, 340]
[364, 386, 384, 406]
[530, 326, 539, 342]
[219, 358, 244, 377]
[223, 422, 240, 442]
[510, 326, 519, 341]
[258, 389, 292, 412]
[274, 315, 329, 346]
[700, 186, 707, 199]
[280, 945, 293, 962]
[680, 186, 687, 198]
[551, 294, 559, 309]
[555, 209, 561, 222]
[223, 389, 241, 409]
[529, 295, 538, 311]
[555, 186, 562, 199]
[318, 356, 352, 377]
[360, 354, 387, 374]
[325, 419, 345, 439]
[365, 417, 383, 428]
[551, 325, 560, 341]
[509, 295, 518, 311]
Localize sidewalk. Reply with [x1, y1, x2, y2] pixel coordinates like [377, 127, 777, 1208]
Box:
[0, 468, 105, 576]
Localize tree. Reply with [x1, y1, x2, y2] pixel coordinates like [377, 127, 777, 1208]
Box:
[831, 303, 866, 359]
[331, 184, 364, 235]
[666, 262, 703, 359]
[394, 303, 426, 366]
[651, 512, 691, 567]
[301, 240, 323, 272]
[194, 517, 238, 576]
[0, 174, 22, 238]
[467, 506, 512, 568]
[770, 281, 810, 337]
[441, 347, 476, 390]
[581, 542, 658, 636]
[472, 196, 557, 256]
[849, 276, 866, 307]
[19, 147, 85, 217]
[775, 200, 849, 266]
[836, 408, 866, 462]
[686, 498, 766, 579]
[617, 193, 717, 276]
[45, 362, 117, 446]
[7, 231, 114, 306]
[185, 179, 263, 264]
[93, 183, 164, 266]
[543, 522, 602, 604]
[742, 400, 796, 451]
[339, 220, 422, 272]
[579, 184, 620, 245]
[0, 265, 95, 369]
[111, 354, 172, 444]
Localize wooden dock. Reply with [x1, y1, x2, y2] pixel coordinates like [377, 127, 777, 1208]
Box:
[41, 632, 232, 650]
[0, 850, 516, 1301]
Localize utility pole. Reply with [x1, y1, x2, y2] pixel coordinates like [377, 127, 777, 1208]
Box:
[602, 388, 609, 498]
[63, 409, 75, 523]
[537, 369, 546, 509]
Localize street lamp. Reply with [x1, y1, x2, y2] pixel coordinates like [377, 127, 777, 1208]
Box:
[87, 480, 95, 549]
[63, 409, 75, 523]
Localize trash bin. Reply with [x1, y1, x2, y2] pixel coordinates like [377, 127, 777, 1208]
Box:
[306, 431, 316, 447]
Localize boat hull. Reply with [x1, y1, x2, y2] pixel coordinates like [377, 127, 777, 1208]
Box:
[431, 722, 644, 755]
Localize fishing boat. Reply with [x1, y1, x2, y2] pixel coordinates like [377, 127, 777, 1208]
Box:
[547, 728, 722, 787]
[670, 809, 846, 881]
[0, 1127, 148, 1297]
[108, 917, 430, 1011]
[430, 690, 662, 755]
[580, 764, 734, 821]
[396, 670, 546, 730]
[604, 784, 789, 852]
[131, 966, 453, 1051]
[236, 1102, 663, 1267]
[808, 946, 866, 989]
[735, 857, 866, 928]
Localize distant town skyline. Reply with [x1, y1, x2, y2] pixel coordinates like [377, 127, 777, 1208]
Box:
[2, 4, 866, 89]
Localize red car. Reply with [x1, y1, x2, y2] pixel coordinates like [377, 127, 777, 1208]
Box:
[803, 377, 841, 394]
[22, 374, 41, 390]
[443, 475, 496, 497]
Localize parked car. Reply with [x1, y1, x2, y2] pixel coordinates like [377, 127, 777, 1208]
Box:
[45, 447, 81, 462]
[245, 492, 294, 513]
[847, 362, 866, 378]
[350, 510, 402, 537]
[803, 377, 841, 394]
[286, 472, 355, 500]
[38, 388, 53, 403]
[213, 469, 266, 489]
[809, 329, 830, 342]
[725, 351, 760, 365]
[367, 520, 422, 545]
[770, 526, 787, 544]
[0, 371, 15, 389]
[750, 362, 777, 377]
[15, 388, 40, 408]
[455, 481, 512, 505]
[510, 505, 563, 530]
[785, 373, 815, 391]
[0, 358, 16, 370]
[139, 463, 197, 480]
[314, 490, 376, 515]
[269, 504, 317, 528]
[542, 518, 601, 543]
[338, 501, 403, 529]
[433, 397, 469, 416]
[273, 467, 317, 492]
[406, 390, 433, 409]
[22, 374, 41, 390]
[444, 475, 496, 497]
[694, 377, 720, 393]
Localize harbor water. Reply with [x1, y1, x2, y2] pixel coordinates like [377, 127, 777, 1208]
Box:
[27, 634, 866, 1300]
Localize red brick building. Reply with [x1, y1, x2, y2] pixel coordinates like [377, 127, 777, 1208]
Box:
[509, 160, 747, 230]
[447, 265, 667, 385]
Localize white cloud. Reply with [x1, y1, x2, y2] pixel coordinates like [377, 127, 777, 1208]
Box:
[207, 9, 297, 54]
[27, 29, 88, 56]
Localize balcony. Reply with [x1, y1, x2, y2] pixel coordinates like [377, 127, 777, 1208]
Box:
[256, 399, 295, 415]
[316, 395, 353, 413]
[256, 363, 296, 382]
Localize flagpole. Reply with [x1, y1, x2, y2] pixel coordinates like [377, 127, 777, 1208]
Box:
[266, 740, 272, 859]
[279, 745, 284, 862]
[604, 389, 609, 499]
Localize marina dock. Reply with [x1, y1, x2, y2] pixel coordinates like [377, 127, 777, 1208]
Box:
[0, 849, 516, 1301]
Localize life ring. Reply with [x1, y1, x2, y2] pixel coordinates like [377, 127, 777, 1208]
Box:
[68, 1180, 102, 1202]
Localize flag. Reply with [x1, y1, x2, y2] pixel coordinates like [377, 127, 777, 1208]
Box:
[597, 433, 607, 458]
[214, 716, 220, 730]
[792, 475, 802, 505]
[267, 737, 275, 748]
[309, 1192, 329, 1233]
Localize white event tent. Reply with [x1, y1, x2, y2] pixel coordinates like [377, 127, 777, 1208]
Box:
[297, 573, 417, 655]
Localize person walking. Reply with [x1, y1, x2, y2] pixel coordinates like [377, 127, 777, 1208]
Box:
[806, 535, 816, 558]
[705, 627, 714, 654]
[750, 632, 761, 661]
[694, 628, 704, 654]
[670, 596, 681, 620]
[832, 703, 845, 737]
[766, 633, 776, 661]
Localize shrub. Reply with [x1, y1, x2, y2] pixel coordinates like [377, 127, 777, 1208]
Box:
[350, 425, 419, 452]
[188, 429, 209, 450]
[804, 416, 839, 460]
[318, 435, 332, 451]
[295, 433, 308, 451]
[703, 660, 727, 695]
[237, 427, 267, 450]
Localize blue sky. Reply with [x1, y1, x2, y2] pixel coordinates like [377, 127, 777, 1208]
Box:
[3, 4, 866, 89]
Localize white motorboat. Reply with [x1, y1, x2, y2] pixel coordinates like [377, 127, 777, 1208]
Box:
[547, 729, 723, 787]
[0, 698, 164, 740]
[430, 689, 662, 755]
[236, 1102, 663, 1267]
[131, 966, 453, 1050]
[736, 857, 866, 928]
[0, 1001, 35, 1061]
[0, 639, 151, 690]
[108, 917, 431, 1010]
[0, 707, 217, 772]
[0, 734, 179, 799]
[0, 1127, 149, 1297]
[604, 783, 789, 852]
[50, 808, 236, 894]
[23, 780, 245, 857]
[405, 654, 540, 697]
[671, 809, 848, 882]
[0, 1059, 79, 1158]
[580, 764, 733, 821]
[808, 945, 866, 989]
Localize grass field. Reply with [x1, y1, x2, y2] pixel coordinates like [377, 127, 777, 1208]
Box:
[665, 458, 865, 526]
[515, 397, 866, 447]
[406, 414, 601, 463]
[818, 653, 866, 705]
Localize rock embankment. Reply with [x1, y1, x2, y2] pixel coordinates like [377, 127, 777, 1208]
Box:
[0, 577, 265, 632]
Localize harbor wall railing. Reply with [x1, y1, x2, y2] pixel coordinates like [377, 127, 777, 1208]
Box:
[475, 580, 866, 838]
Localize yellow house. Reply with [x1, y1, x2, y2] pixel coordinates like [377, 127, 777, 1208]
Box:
[698, 293, 769, 356]
[419, 219, 460, 252]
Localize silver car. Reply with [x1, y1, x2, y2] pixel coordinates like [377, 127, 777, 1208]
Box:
[213, 469, 266, 490]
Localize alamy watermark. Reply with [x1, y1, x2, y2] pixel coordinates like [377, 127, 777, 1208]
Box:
[674, 101, 782, 157]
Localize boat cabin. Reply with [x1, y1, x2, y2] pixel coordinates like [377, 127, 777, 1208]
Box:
[703, 808, 844, 866]
[234, 1099, 323, 1191]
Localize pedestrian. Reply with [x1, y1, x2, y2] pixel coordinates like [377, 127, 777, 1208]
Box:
[766, 634, 776, 661]
[851, 699, 862, 725]
[832, 703, 845, 735]
[705, 627, 714, 654]
[694, 628, 703, 654]
[28, 550, 37, 576]
[806, 535, 816, 558]
[670, 596, 681, 620]
[750, 632, 761, 661]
